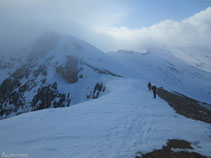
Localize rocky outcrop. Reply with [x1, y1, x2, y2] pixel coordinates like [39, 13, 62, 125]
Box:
[56, 56, 83, 83]
[0, 63, 71, 120]
[33, 65, 47, 77]
[157, 88, 211, 124]
[0, 52, 119, 120]
[87, 82, 106, 99]
[32, 82, 71, 111]
[136, 139, 207, 158]
[0, 78, 25, 117]
[0, 65, 33, 119]
[84, 63, 121, 77]
[11, 65, 30, 79]
[0, 33, 122, 120]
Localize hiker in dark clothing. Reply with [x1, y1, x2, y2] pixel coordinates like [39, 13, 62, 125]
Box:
[147, 82, 152, 91]
[152, 85, 157, 99]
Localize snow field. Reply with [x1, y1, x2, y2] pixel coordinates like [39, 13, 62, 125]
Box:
[0, 78, 210, 158]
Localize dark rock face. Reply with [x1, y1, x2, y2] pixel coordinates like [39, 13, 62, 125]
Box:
[0, 63, 71, 120]
[87, 82, 106, 99]
[55, 55, 121, 84]
[56, 56, 82, 83]
[0, 54, 117, 120]
[157, 88, 211, 124]
[33, 65, 47, 77]
[84, 63, 121, 77]
[32, 82, 71, 111]
[11, 65, 30, 80]
[136, 139, 207, 158]
[0, 78, 25, 117]
[0, 65, 33, 119]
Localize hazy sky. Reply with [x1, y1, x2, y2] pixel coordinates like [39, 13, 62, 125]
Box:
[0, 0, 211, 51]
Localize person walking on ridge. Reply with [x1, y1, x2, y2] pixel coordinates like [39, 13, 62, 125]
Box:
[147, 82, 152, 91]
[152, 85, 157, 99]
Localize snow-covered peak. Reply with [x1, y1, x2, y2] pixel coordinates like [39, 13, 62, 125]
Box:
[0, 33, 211, 121]
[28, 32, 106, 61]
[0, 33, 123, 120]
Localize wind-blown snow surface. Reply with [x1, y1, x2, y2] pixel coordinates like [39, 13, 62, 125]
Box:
[0, 79, 210, 158]
[0, 32, 211, 120]
[109, 48, 211, 104]
[1, 33, 211, 157]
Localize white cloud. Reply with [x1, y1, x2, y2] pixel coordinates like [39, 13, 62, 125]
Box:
[97, 7, 211, 51]
[0, 0, 210, 53]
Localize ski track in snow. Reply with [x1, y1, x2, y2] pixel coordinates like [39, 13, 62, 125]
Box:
[0, 78, 211, 158]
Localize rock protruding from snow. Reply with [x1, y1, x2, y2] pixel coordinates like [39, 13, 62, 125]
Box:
[56, 56, 82, 83]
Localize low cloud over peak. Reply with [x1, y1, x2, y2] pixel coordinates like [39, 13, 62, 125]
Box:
[0, 0, 210, 54]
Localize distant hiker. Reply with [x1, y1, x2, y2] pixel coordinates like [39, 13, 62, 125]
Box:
[147, 82, 152, 91]
[152, 85, 157, 99]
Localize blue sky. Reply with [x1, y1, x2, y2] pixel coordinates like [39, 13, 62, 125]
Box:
[119, 0, 211, 28]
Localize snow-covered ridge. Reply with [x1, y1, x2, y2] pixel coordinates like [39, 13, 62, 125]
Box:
[110, 48, 211, 103]
[0, 32, 211, 121]
[0, 32, 211, 158]
[0, 78, 210, 158]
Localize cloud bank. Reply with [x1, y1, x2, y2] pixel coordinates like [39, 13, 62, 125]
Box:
[97, 7, 211, 51]
[0, 0, 210, 53]
[0, 0, 126, 50]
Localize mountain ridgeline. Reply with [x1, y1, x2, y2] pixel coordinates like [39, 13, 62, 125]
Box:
[0, 32, 211, 120]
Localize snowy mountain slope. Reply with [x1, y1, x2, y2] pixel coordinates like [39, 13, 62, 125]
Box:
[109, 48, 211, 104]
[0, 78, 210, 158]
[166, 47, 211, 73]
[0, 33, 211, 158]
[0, 32, 211, 120]
[0, 33, 122, 120]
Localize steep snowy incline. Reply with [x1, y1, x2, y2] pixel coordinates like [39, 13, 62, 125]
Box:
[0, 78, 210, 158]
[109, 49, 211, 103]
[1, 33, 211, 120]
[0, 33, 123, 119]
[166, 47, 211, 73]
